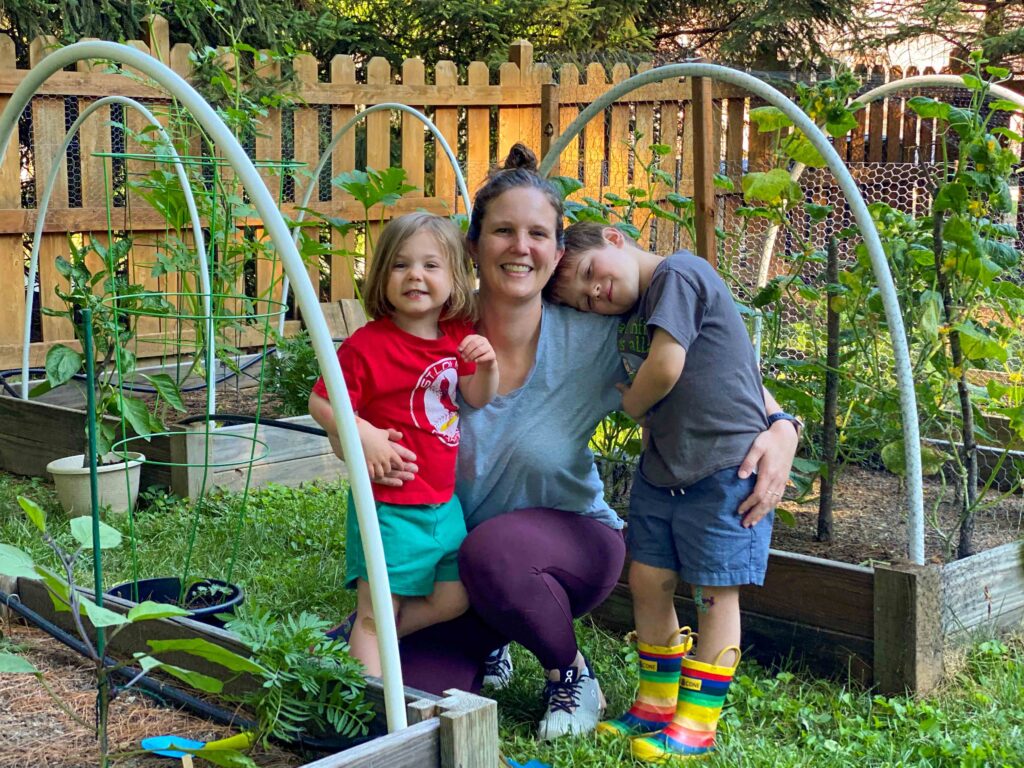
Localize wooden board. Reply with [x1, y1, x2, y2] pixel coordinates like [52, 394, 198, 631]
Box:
[0, 36, 21, 346]
[592, 582, 873, 684]
[557, 65, 581, 182]
[941, 540, 1024, 634]
[433, 61, 459, 213]
[466, 62, 491, 197]
[401, 58, 426, 195]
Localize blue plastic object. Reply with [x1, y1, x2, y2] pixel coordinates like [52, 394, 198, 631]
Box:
[506, 760, 552, 768]
[141, 735, 205, 758]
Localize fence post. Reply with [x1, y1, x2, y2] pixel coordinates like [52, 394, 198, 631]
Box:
[873, 562, 943, 694]
[438, 689, 499, 768]
[691, 76, 716, 268]
[508, 39, 533, 75]
[540, 81, 560, 168]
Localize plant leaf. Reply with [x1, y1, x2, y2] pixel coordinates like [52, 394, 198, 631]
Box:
[145, 659, 224, 693]
[127, 601, 191, 622]
[148, 638, 265, 674]
[17, 496, 46, 534]
[80, 595, 129, 627]
[69, 517, 123, 550]
[117, 395, 156, 438]
[749, 106, 793, 132]
[0, 544, 38, 580]
[44, 345, 83, 388]
[0, 652, 39, 675]
[142, 373, 186, 412]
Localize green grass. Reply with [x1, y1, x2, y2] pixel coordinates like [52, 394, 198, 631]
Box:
[3, 471, 1023, 767]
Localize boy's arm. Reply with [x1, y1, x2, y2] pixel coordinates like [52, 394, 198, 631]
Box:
[619, 328, 686, 422]
[458, 334, 499, 408]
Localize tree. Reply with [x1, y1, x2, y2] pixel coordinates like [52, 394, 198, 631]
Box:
[856, 1, 1024, 71]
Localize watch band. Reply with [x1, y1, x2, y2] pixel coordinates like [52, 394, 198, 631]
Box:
[767, 411, 803, 436]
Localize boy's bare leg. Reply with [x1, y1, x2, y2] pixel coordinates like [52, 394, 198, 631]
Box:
[629, 561, 682, 646]
[349, 578, 400, 676]
[397, 581, 469, 637]
[691, 584, 741, 664]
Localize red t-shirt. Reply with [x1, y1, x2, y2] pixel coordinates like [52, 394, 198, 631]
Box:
[311, 317, 477, 505]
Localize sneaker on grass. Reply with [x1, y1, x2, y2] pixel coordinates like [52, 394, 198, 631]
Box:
[483, 644, 514, 689]
[537, 656, 605, 740]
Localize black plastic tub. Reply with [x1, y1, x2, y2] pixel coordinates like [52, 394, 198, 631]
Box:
[107, 577, 244, 627]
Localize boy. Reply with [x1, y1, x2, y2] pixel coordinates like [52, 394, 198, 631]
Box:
[544, 222, 801, 761]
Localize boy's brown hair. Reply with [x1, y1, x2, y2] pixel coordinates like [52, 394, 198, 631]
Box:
[363, 212, 476, 322]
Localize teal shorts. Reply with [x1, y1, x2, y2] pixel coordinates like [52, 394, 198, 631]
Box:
[344, 491, 467, 597]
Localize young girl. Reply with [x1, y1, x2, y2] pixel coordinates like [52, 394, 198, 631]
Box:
[308, 212, 498, 675]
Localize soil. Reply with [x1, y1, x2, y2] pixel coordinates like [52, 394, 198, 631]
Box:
[174, 385, 294, 424]
[0, 621, 302, 768]
[765, 465, 1023, 565]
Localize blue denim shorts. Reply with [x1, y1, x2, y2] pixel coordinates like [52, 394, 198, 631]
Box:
[626, 466, 773, 587]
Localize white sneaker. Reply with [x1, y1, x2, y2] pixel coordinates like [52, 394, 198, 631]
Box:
[482, 644, 514, 689]
[537, 657, 605, 740]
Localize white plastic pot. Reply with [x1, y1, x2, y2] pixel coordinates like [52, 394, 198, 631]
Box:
[46, 452, 145, 517]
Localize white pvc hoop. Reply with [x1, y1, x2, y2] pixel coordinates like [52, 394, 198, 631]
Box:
[20, 95, 216, 417]
[280, 102, 471, 337]
[0, 41, 408, 732]
[540, 63, 926, 564]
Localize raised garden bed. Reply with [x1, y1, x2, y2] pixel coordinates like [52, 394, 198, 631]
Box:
[0, 393, 346, 498]
[592, 480, 1024, 695]
[5, 576, 499, 768]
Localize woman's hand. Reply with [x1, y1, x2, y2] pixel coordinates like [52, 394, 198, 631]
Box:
[735, 420, 799, 528]
[357, 421, 418, 485]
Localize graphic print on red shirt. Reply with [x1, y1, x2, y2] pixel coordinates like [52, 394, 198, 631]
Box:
[311, 316, 476, 505]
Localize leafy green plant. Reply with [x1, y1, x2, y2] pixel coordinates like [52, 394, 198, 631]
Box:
[31, 237, 184, 462]
[0, 496, 260, 767]
[266, 329, 321, 416]
[225, 607, 374, 745]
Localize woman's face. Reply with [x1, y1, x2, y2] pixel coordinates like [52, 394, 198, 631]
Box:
[472, 187, 563, 304]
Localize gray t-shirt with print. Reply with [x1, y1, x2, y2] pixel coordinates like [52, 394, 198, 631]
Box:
[618, 250, 767, 489]
[456, 303, 629, 531]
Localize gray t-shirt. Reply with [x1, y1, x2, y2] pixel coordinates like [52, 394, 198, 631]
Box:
[619, 250, 767, 489]
[456, 303, 628, 531]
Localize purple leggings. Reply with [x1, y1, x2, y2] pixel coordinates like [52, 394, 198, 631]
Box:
[399, 507, 625, 695]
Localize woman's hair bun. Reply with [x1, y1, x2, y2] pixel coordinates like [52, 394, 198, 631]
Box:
[503, 143, 538, 172]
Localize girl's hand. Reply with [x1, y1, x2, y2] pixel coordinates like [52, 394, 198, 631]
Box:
[359, 423, 417, 482]
[458, 334, 497, 367]
[735, 420, 798, 528]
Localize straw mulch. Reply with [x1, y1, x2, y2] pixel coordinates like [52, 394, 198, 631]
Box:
[0, 620, 300, 768]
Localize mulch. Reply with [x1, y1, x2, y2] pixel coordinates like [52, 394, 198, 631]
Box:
[0, 621, 301, 768]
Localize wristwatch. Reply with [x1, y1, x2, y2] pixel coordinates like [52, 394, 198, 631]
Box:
[767, 411, 803, 438]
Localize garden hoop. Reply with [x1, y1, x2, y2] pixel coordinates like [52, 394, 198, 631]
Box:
[539, 63, 926, 564]
[0, 40, 408, 732]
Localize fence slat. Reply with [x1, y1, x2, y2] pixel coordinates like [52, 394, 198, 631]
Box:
[401, 58, 426, 196]
[365, 57, 392, 270]
[557, 64, 580, 183]
[656, 97, 680, 254]
[919, 66, 936, 165]
[497, 62, 521, 163]
[582, 63, 607, 207]
[293, 53, 320, 300]
[633, 63, 655, 248]
[465, 61, 491, 199]
[725, 97, 745, 181]
[885, 66, 904, 163]
[30, 37, 74, 343]
[607, 63, 631, 197]
[0, 37, 21, 346]
[867, 65, 886, 163]
[902, 66, 920, 163]
[329, 55, 356, 301]
[434, 61, 459, 213]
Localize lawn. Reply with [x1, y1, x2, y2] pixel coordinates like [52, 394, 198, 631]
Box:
[1, 472, 1022, 767]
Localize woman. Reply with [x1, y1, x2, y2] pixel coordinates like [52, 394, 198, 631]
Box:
[331, 145, 798, 740]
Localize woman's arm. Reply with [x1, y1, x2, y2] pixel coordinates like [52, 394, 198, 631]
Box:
[735, 388, 800, 528]
[308, 391, 419, 486]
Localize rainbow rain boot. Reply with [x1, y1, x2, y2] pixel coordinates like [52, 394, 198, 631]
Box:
[630, 646, 740, 762]
[596, 628, 694, 738]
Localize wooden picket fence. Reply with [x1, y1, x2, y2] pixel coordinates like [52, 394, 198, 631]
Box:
[0, 16, 1020, 369]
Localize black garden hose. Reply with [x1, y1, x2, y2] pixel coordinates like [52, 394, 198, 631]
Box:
[177, 413, 328, 437]
[0, 588, 368, 753]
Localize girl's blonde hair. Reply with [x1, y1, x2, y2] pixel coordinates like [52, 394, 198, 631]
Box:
[362, 212, 476, 322]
